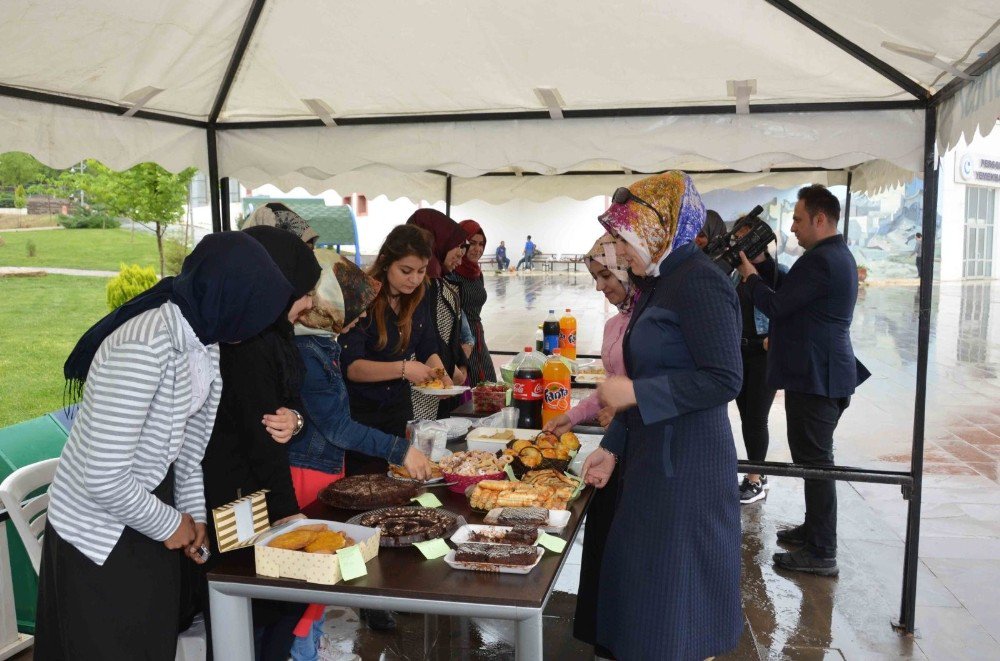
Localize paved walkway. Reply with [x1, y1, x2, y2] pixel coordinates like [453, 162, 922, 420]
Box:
[0, 266, 118, 278]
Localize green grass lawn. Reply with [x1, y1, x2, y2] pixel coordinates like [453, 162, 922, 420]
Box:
[0, 228, 160, 271]
[0, 275, 109, 426]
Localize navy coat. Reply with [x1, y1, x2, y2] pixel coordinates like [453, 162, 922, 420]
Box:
[598, 243, 744, 660]
[747, 234, 870, 398]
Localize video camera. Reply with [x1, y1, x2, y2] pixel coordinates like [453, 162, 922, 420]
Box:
[703, 205, 776, 275]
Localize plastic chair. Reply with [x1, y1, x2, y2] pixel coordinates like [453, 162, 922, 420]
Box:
[0, 458, 58, 574]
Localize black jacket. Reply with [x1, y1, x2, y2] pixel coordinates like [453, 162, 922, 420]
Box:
[748, 234, 870, 398]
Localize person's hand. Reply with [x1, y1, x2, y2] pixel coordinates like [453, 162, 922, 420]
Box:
[597, 406, 616, 428]
[597, 376, 637, 410]
[543, 414, 573, 436]
[164, 513, 197, 550]
[273, 513, 307, 527]
[403, 361, 437, 385]
[763, 337, 769, 351]
[403, 446, 434, 481]
[185, 523, 209, 564]
[736, 251, 758, 281]
[262, 407, 298, 444]
[582, 449, 616, 488]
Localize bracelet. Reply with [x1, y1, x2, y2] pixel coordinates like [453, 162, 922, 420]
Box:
[601, 447, 619, 464]
[401, 360, 407, 380]
[290, 409, 304, 436]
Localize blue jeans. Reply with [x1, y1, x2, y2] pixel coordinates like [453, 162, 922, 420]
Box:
[289, 617, 325, 661]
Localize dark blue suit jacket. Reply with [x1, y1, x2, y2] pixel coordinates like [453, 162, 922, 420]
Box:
[748, 234, 870, 398]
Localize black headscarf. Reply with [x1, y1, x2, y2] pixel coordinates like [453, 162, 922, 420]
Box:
[241, 225, 322, 401]
[64, 231, 294, 399]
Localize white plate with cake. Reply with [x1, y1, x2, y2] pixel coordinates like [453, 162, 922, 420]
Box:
[481, 506, 571, 532]
[445, 543, 544, 574]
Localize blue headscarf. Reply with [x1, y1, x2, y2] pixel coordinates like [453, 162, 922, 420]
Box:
[64, 232, 294, 398]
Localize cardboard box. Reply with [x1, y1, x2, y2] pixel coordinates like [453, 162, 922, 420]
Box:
[211, 490, 380, 585]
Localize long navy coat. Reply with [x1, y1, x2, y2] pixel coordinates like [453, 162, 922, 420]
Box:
[597, 242, 744, 660]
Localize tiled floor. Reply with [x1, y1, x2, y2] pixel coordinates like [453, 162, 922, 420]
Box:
[13, 276, 1000, 659]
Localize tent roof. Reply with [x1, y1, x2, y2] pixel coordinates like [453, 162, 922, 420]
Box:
[1, 0, 998, 200]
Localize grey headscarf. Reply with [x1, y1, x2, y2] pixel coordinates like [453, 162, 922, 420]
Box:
[242, 202, 319, 244]
[700, 210, 727, 243]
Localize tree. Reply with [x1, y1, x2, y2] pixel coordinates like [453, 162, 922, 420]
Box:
[13, 184, 26, 208]
[68, 160, 196, 276]
[0, 152, 53, 188]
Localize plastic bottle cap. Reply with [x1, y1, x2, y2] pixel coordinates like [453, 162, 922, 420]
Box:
[549, 309, 554, 313]
[565, 308, 571, 312]
[524, 347, 532, 352]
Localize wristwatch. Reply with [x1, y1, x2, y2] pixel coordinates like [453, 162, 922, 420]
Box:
[291, 409, 304, 436]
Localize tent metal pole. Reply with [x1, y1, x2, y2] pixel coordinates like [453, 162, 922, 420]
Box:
[207, 127, 222, 233]
[843, 170, 853, 244]
[896, 102, 937, 636]
[933, 40, 1000, 106]
[209, 0, 267, 123]
[220, 177, 232, 231]
[761, 0, 927, 100]
[445, 175, 453, 217]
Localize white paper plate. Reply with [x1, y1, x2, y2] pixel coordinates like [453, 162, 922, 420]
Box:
[482, 508, 572, 532]
[413, 385, 470, 396]
[439, 417, 475, 438]
[465, 426, 539, 450]
[574, 373, 606, 384]
[450, 524, 540, 546]
[444, 547, 544, 574]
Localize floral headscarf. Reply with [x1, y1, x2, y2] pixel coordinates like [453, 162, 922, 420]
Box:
[598, 171, 706, 276]
[585, 233, 636, 314]
[295, 250, 381, 336]
[242, 202, 320, 245]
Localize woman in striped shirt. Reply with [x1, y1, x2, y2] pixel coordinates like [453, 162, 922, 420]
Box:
[35, 232, 295, 661]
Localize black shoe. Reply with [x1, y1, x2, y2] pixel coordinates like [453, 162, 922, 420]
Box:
[773, 548, 839, 576]
[739, 477, 767, 505]
[359, 608, 396, 631]
[776, 524, 806, 545]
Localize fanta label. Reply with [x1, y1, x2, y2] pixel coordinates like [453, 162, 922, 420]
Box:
[513, 378, 544, 401]
[559, 331, 576, 346]
[543, 383, 570, 411]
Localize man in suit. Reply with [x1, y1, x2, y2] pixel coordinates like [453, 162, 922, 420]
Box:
[736, 184, 870, 576]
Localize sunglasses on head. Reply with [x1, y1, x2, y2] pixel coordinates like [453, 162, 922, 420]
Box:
[612, 187, 664, 227]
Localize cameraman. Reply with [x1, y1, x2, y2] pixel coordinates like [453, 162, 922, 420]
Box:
[731, 221, 784, 505]
[736, 184, 869, 576]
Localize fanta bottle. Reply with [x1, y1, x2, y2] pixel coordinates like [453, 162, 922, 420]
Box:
[541, 349, 572, 427]
[559, 308, 577, 360]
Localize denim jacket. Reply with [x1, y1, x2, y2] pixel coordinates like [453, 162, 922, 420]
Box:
[289, 335, 410, 474]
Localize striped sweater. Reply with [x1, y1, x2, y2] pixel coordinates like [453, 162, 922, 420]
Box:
[47, 302, 222, 566]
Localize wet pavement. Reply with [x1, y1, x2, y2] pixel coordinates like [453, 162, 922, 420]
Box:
[15, 275, 1000, 660]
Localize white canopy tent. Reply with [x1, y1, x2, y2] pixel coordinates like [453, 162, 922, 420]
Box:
[2, 0, 1000, 639]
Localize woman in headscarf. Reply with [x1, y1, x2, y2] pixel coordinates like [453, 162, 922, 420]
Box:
[695, 208, 727, 249]
[281, 249, 435, 651]
[447, 219, 498, 384]
[36, 233, 293, 661]
[406, 209, 470, 419]
[541, 232, 635, 660]
[200, 225, 321, 661]
[242, 202, 320, 247]
[582, 172, 743, 660]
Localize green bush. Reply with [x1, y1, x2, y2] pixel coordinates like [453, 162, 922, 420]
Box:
[13, 184, 26, 209]
[57, 207, 120, 229]
[106, 263, 158, 311]
[164, 237, 191, 276]
[0, 191, 13, 208]
[26, 239, 36, 257]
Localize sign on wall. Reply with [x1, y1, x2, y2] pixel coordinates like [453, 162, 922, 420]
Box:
[956, 152, 1000, 188]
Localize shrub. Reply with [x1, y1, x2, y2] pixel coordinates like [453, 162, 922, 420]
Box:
[57, 207, 120, 229]
[106, 263, 158, 311]
[13, 185, 26, 209]
[26, 240, 36, 257]
[0, 191, 13, 208]
[164, 237, 191, 276]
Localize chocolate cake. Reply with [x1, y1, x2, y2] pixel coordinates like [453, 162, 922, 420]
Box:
[454, 542, 537, 566]
[318, 474, 419, 510]
[469, 525, 539, 546]
[496, 507, 548, 527]
[354, 506, 460, 547]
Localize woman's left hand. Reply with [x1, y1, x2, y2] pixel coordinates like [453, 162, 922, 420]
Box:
[597, 376, 637, 410]
[262, 407, 297, 444]
[185, 523, 208, 565]
[582, 448, 616, 488]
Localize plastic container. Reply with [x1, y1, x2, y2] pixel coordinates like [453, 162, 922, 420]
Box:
[558, 309, 577, 360]
[541, 349, 572, 428]
[542, 310, 560, 355]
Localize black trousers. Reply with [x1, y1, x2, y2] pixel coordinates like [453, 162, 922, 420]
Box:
[784, 391, 850, 558]
[735, 345, 776, 464]
[574, 465, 620, 659]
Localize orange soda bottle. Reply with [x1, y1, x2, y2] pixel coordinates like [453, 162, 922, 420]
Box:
[559, 308, 577, 360]
[541, 348, 572, 427]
